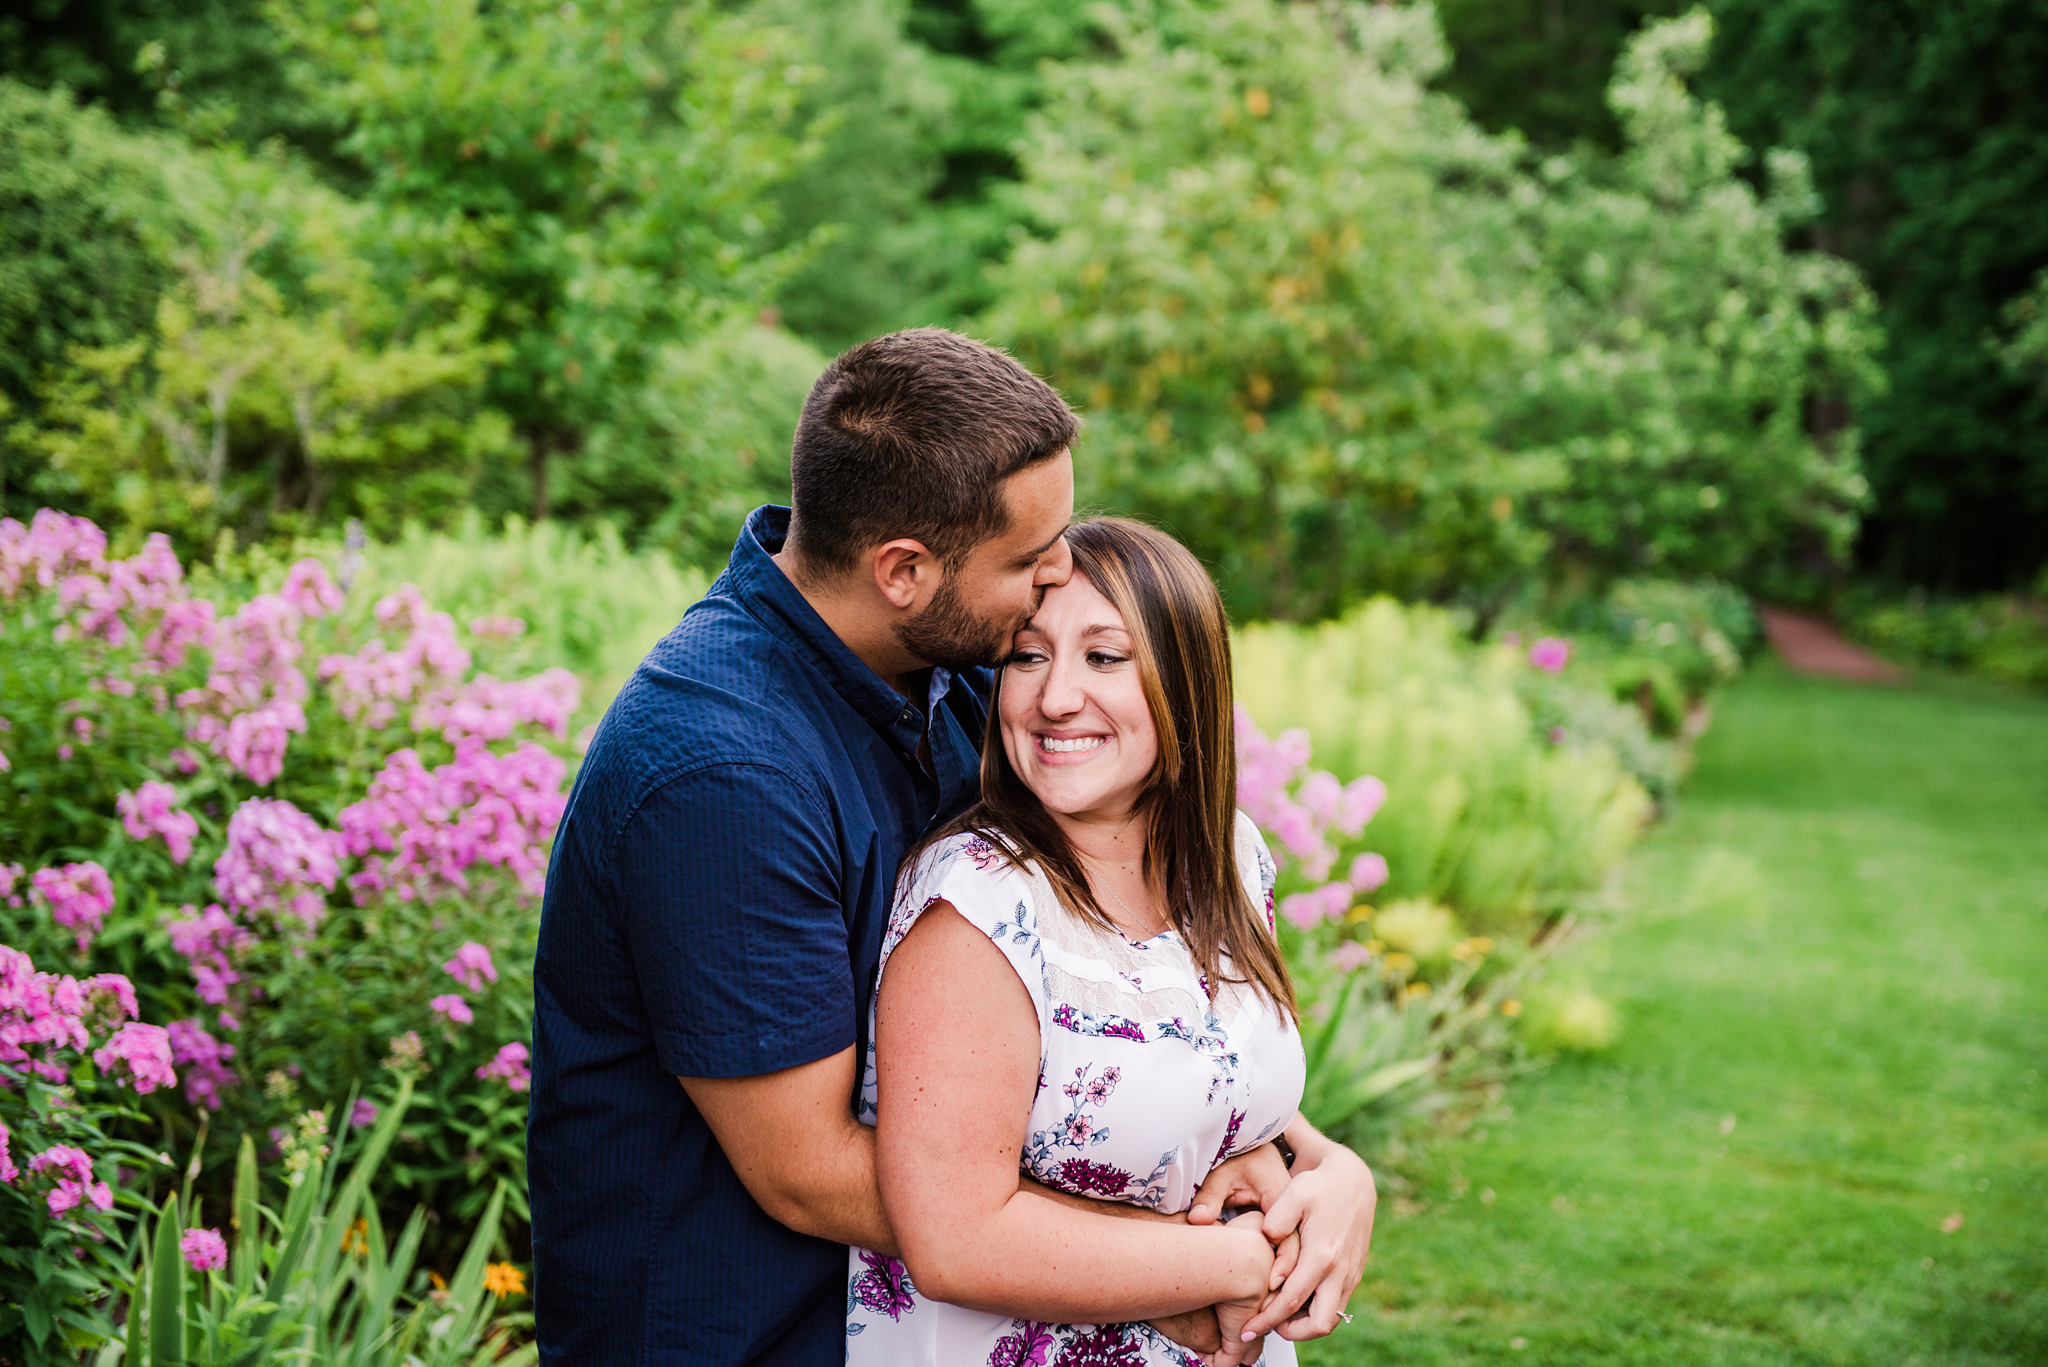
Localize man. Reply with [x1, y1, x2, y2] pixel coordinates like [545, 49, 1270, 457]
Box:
[529, 329, 1373, 1365]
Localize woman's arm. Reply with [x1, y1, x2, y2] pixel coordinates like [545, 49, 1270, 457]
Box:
[876, 901, 1275, 1323]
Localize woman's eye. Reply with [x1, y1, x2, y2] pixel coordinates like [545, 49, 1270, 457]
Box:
[1086, 651, 1129, 668]
[1006, 649, 1048, 667]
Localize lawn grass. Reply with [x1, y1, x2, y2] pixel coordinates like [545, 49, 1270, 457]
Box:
[1304, 660, 2048, 1366]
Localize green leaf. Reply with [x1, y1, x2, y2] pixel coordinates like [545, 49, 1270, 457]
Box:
[150, 1194, 185, 1365]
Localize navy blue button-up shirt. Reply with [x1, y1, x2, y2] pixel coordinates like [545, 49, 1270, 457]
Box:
[529, 506, 988, 1366]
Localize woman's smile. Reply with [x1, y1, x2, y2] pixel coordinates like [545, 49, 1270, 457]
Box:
[1036, 732, 1108, 756]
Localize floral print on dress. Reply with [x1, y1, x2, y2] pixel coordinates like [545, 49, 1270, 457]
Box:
[846, 815, 1304, 1366]
[989, 1321, 1056, 1367]
[1053, 1003, 1148, 1042]
[846, 1249, 916, 1328]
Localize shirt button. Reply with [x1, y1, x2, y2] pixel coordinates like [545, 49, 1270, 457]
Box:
[899, 708, 915, 724]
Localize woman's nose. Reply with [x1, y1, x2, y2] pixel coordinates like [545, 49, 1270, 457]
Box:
[1038, 652, 1086, 718]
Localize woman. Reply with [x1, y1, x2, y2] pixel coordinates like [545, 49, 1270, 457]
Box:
[847, 518, 1362, 1366]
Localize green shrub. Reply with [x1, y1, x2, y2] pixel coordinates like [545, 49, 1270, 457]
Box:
[1844, 583, 2048, 690]
[1237, 598, 1654, 1153]
[0, 80, 178, 426]
[1236, 599, 1655, 931]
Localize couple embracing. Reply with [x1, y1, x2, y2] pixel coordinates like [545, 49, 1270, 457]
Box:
[527, 329, 1378, 1366]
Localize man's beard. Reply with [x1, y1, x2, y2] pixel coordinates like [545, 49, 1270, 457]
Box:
[894, 576, 1040, 672]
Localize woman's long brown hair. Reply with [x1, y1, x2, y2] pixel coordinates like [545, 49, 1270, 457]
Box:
[921, 516, 1297, 1020]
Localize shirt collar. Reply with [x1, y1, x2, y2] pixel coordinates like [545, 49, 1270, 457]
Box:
[724, 506, 957, 755]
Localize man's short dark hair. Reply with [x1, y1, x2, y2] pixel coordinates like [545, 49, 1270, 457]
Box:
[787, 329, 1080, 576]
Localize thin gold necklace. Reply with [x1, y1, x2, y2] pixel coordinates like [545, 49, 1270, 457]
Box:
[1087, 858, 1169, 939]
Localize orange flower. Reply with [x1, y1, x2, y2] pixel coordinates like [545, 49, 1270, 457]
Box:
[484, 1262, 527, 1298]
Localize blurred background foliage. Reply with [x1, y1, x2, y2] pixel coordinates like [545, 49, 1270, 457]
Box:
[1, 0, 2044, 627]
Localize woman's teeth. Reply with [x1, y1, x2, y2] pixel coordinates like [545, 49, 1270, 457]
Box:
[1040, 735, 1105, 753]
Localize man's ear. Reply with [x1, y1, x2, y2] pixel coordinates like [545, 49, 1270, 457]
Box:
[871, 538, 937, 610]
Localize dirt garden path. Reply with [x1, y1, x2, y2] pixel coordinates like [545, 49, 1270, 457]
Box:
[1758, 605, 1903, 681]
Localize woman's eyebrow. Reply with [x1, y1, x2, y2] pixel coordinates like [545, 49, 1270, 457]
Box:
[1080, 623, 1130, 639]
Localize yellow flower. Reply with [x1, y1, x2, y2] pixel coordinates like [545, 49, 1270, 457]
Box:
[1380, 951, 1416, 977]
[340, 1216, 369, 1257]
[484, 1262, 527, 1298]
[1344, 904, 1374, 925]
[1452, 936, 1497, 963]
[1404, 981, 1432, 1000]
[1500, 999, 1523, 1017]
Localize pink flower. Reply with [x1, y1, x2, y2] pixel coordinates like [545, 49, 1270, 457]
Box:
[80, 974, 139, 1035]
[1330, 940, 1374, 972]
[28, 1144, 112, 1216]
[0, 861, 24, 908]
[350, 1098, 379, 1129]
[1336, 775, 1387, 835]
[1279, 892, 1325, 931]
[319, 585, 471, 729]
[166, 904, 253, 1005]
[429, 994, 473, 1026]
[0, 946, 92, 1080]
[0, 509, 106, 601]
[279, 559, 344, 618]
[469, 615, 526, 642]
[176, 593, 310, 783]
[181, 1227, 228, 1271]
[117, 781, 200, 864]
[0, 1120, 15, 1184]
[1529, 637, 1571, 674]
[168, 747, 202, 775]
[335, 743, 566, 905]
[30, 861, 115, 951]
[442, 942, 498, 992]
[166, 1019, 237, 1111]
[145, 598, 217, 672]
[413, 668, 581, 744]
[475, 1041, 530, 1091]
[1348, 852, 1390, 893]
[94, 1022, 177, 1094]
[213, 798, 338, 928]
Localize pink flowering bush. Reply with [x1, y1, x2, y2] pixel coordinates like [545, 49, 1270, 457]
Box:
[2, 507, 577, 1277]
[1, 944, 178, 1358]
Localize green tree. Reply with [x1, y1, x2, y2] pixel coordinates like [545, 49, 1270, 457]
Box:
[273, 0, 822, 523]
[990, 0, 1552, 619]
[1496, 9, 1882, 595]
[1700, 0, 2048, 590]
[16, 144, 506, 550]
[1433, 0, 1685, 150]
[0, 80, 180, 514]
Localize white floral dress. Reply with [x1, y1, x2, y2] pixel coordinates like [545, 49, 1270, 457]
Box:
[847, 812, 1305, 1367]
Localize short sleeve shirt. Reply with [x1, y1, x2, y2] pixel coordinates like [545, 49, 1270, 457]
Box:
[528, 506, 989, 1367]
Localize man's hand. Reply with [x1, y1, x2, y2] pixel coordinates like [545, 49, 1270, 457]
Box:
[1239, 1123, 1376, 1342]
[1187, 1143, 1292, 1226]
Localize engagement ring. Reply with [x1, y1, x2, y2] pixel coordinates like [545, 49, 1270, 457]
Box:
[1338, 1311, 1355, 1325]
